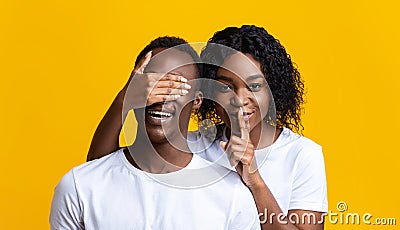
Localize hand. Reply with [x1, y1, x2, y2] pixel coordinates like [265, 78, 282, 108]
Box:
[220, 110, 263, 188]
[121, 51, 191, 110]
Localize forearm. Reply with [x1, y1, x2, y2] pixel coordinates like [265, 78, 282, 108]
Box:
[87, 90, 125, 161]
[249, 182, 299, 230]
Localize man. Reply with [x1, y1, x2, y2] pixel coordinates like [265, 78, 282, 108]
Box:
[50, 37, 260, 229]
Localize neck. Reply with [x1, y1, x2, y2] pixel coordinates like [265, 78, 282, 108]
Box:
[127, 133, 193, 174]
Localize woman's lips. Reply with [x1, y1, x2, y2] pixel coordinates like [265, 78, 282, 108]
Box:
[229, 111, 255, 121]
[242, 112, 254, 121]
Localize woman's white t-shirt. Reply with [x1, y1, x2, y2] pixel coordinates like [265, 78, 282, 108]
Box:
[188, 127, 328, 215]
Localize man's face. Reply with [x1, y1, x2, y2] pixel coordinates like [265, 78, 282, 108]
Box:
[134, 48, 201, 145]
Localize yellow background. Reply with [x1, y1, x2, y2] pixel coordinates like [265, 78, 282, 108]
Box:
[1, 0, 399, 229]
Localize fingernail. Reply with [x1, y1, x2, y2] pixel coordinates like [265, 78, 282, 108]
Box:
[181, 83, 191, 90]
[181, 90, 189, 95]
[181, 77, 188, 83]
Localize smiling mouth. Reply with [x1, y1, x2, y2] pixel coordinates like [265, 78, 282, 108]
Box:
[242, 112, 254, 120]
[146, 110, 174, 119]
[228, 111, 255, 121]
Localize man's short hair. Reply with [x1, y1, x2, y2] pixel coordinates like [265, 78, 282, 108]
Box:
[134, 36, 202, 78]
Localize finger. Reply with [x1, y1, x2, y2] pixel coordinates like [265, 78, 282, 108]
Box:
[230, 135, 247, 144]
[238, 109, 250, 140]
[235, 163, 243, 176]
[235, 163, 247, 178]
[230, 159, 239, 168]
[234, 150, 257, 174]
[147, 73, 189, 86]
[221, 141, 237, 167]
[220, 141, 228, 151]
[147, 95, 181, 106]
[227, 152, 239, 168]
[150, 88, 189, 96]
[230, 144, 246, 157]
[154, 81, 191, 90]
[228, 151, 248, 168]
[229, 136, 254, 153]
[162, 73, 188, 83]
[231, 151, 252, 165]
[135, 51, 152, 74]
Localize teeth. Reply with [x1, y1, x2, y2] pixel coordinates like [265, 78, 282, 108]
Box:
[147, 111, 173, 117]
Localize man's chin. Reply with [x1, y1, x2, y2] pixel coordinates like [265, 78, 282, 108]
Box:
[144, 128, 167, 143]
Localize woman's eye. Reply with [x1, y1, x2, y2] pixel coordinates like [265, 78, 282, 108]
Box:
[248, 83, 262, 91]
[218, 84, 232, 92]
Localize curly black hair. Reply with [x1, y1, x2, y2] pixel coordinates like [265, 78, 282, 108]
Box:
[196, 25, 305, 133]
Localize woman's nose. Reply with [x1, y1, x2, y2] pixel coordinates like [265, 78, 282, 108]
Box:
[230, 89, 250, 107]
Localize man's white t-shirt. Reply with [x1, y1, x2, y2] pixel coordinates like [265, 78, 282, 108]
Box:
[50, 150, 260, 230]
[189, 127, 328, 215]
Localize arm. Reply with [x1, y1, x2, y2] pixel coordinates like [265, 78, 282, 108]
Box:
[249, 180, 325, 230]
[87, 52, 191, 161]
[221, 112, 325, 230]
[87, 89, 126, 161]
[87, 53, 152, 161]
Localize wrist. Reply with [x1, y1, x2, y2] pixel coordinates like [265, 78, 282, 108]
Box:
[247, 173, 266, 191]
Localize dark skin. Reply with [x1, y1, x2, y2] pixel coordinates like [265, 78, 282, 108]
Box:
[216, 52, 324, 230]
[87, 49, 192, 161]
[88, 51, 325, 230]
[129, 48, 202, 173]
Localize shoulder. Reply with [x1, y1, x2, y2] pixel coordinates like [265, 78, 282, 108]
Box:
[188, 131, 225, 162]
[57, 150, 124, 190]
[189, 155, 248, 190]
[73, 149, 123, 174]
[266, 128, 326, 180]
[50, 151, 123, 229]
[276, 128, 323, 160]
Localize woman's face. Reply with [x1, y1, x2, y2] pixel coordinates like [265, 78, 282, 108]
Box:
[213, 52, 270, 135]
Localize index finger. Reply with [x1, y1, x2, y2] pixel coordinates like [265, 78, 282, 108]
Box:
[238, 109, 250, 140]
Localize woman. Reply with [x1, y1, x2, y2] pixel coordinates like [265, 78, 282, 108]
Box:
[195, 25, 327, 230]
[88, 25, 327, 229]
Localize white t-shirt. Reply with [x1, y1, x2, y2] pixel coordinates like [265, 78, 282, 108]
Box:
[50, 150, 260, 230]
[188, 127, 328, 215]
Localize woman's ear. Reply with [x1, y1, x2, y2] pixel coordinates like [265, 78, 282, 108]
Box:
[192, 91, 203, 110]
